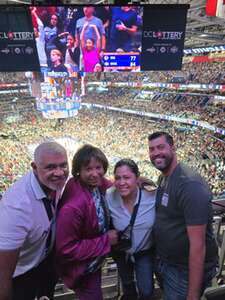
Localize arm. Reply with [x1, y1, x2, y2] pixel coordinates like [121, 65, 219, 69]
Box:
[101, 34, 106, 51]
[56, 205, 111, 263]
[103, 20, 109, 29]
[178, 181, 211, 300]
[0, 192, 31, 300]
[0, 249, 20, 300]
[116, 24, 137, 35]
[187, 225, 206, 300]
[80, 23, 89, 51]
[90, 24, 101, 50]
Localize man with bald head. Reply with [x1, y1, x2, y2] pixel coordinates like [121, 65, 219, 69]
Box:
[0, 142, 69, 300]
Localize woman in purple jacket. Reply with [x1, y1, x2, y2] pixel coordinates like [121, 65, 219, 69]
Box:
[55, 144, 118, 300]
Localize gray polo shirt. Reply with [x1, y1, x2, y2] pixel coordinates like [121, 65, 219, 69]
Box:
[106, 187, 156, 254]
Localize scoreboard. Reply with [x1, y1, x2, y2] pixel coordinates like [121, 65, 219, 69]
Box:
[103, 52, 140, 71]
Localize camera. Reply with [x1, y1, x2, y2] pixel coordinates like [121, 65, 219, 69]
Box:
[113, 230, 132, 252]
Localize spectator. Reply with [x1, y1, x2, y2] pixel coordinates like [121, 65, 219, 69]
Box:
[0, 142, 69, 300]
[148, 131, 218, 300]
[106, 159, 155, 300]
[31, 7, 47, 67]
[109, 6, 138, 52]
[76, 6, 105, 51]
[44, 14, 60, 67]
[56, 144, 118, 300]
[50, 49, 68, 73]
[80, 23, 101, 72]
[64, 33, 80, 73]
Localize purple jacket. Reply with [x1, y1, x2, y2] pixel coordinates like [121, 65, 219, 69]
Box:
[55, 177, 112, 289]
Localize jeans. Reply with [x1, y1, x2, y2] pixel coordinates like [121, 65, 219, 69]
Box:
[155, 258, 217, 300]
[114, 251, 154, 300]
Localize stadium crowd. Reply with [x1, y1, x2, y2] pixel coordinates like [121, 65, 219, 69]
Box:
[0, 72, 27, 84]
[93, 60, 225, 84]
[0, 106, 224, 198]
[84, 88, 225, 129]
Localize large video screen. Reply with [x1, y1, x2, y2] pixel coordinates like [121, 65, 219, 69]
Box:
[31, 5, 143, 74]
[0, 5, 188, 73]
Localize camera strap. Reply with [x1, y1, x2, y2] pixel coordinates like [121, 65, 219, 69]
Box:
[129, 188, 142, 228]
[122, 188, 142, 235]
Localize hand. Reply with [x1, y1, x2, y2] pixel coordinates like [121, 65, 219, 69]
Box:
[138, 176, 157, 190]
[31, 7, 37, 14]
[107, 230, 118, 246]
[99, 50, 105, 58]
[116, 23, 127, 31]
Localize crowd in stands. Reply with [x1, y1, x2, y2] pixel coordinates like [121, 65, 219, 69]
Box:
[0, 95, 35, 120]
[0, 73, 27, 84]
[94, 60, 225, 85]
[0, 55, 225, 198]
[0, 105, 224, 197]
[84, 87, 225, 129]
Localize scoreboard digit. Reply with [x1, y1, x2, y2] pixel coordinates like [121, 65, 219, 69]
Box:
[103, 52, 140, 71]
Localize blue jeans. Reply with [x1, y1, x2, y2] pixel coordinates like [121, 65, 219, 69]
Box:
[155, 258, 217, 300]
[114, 251, 154, 300]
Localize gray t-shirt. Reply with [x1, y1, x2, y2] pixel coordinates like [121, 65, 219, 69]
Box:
[154, 163, 218, 267]
[76, 16, 105, 47]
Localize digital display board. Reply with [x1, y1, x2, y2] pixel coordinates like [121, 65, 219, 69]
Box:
[36, 76, 81, 119]
[0, 4, 189, 72]
[31, 5, 143, 74]
[103, 52, 140, 71]
[0, 6, 39, 71]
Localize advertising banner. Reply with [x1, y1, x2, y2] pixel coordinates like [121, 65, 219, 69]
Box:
[0, 5, 189, 72]
[141, 5, 188, 70]
[0, 6, 39, 72]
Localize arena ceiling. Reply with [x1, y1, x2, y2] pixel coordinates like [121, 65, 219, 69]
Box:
[1, 0, 225, 48]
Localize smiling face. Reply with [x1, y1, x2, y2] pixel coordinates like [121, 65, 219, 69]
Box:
[32, 151, 69, 193]
[79, 157, 105, 188]
[148, 135, 176, 175]
[85, 38, 94, 51]
[114, 165, 138, 199]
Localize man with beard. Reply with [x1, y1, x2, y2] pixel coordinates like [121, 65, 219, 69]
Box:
[0, 142, 69, 300]
[148, 132, 218, 300]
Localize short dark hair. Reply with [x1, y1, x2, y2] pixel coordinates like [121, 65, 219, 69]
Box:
[148, 131, 174, 146]
[72, 144, 108, 179]
[86, 37, 95, 45]
[114, 159, 140, 177]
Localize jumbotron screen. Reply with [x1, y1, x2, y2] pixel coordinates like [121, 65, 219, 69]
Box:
[0, 4, 189, 73]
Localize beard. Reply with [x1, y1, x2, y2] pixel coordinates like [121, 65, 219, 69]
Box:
[151, 153, 174, 172]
